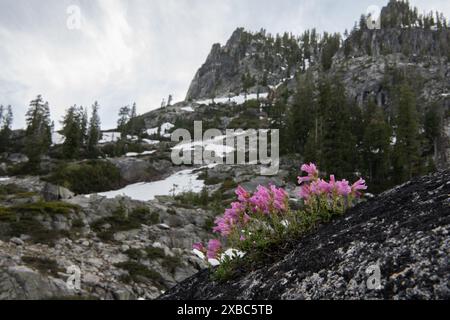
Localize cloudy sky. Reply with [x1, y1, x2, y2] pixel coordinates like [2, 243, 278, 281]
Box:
[0, 0, 449, 129]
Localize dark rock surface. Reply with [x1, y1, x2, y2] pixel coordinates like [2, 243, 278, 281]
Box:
[160, 170, 450, 300]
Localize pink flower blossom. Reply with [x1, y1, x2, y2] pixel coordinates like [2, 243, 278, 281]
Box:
[301, 163, 318, 176]
[352, 178, 367, 192]
[299, 184, 312, 200]
[193, 243, 205, 252]
[271, 185, 289, 212]
[298, 163, 319, 185]
[207, 239, 222, 259]
[351, 178, 367, 197]
[213, 201, 246, 236]
[298, 175, 312, 184]
[317, 179, 332, 194]
[235, 186, 250, 202]
[335, 180, 351, 196]
[250, 186, 272, 214]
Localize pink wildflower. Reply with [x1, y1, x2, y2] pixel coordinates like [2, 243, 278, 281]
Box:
[298, 163, 319, 185]
[335, 180, 351, 196]
[317, 179, 332, 194]
[271, 185, 289, 212]
[235, 186, 250, 202]
[299, 184, 312, 200]
[213, 201, 246, 236]
[207, 239, 222, 260]
[301, 163, 319, 176]
[193, 243, 205, 252]
[351, 178, 367, 197]
[250, 186, 272, 214]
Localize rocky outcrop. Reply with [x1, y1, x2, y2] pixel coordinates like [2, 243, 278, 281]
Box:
[160, 170, 450, 300]
[186, 28, 301, 101]
[0, 264, 73, 300]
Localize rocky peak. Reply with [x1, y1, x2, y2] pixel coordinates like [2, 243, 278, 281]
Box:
[185, 28, 302, 101]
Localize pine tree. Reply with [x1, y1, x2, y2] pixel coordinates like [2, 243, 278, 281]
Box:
[287, 71, 316, 154]
[361, 100, 392, 191]
[25, 95, 52, 167]
[319, 76, 357, 178]
[61, 105, 83, 159]
[87, 101, 101, 158]
[424, 103, 441, 164]
[241, 71, 256, 98]
[393, 83, 421, 183]
[117, 105, 131, 139]
[129, 102, 138, 136]
[0, 105, 13, 152]
[80, 106, 89, 146]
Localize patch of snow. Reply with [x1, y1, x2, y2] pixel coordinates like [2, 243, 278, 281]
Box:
[147, 127, 159, 136]
[52, 132, 65, 145]
[195, 92, 269, 106]
[173, 133, 236, 158]
[390, 136, 397, 146]
[125, 152, 139, 157]
[441, 93, 450, 98]
[0, 177, 10, 182]
[181, 106, 195, 112]
[142, 139, 160, 145]
[99, 132, 120, 144]
[371, 148, 380, 154]
[147, 123, 175, 139]
[94, 168, 205, 201]
[161, 122, 175, 134]
[126, 150, 156, 157]
[127, 135, 139, 141]
[304, 59, 310, 69]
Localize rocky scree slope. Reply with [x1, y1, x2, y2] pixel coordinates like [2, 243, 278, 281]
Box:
[0, 176, 216, 300]
[161, 170, 450, 300]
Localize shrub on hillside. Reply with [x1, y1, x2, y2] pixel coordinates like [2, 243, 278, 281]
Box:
[44, 160, 122, 194]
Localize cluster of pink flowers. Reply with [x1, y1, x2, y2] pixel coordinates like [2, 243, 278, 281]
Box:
[193, 163, 367, 265]
[194, 184, 289, 261]
[213, 185, 288, 238]
[297, 163, 367, 202]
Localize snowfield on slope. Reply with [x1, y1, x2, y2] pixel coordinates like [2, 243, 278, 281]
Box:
[93, 168, 205, 201]
[195, 92, 269, 105]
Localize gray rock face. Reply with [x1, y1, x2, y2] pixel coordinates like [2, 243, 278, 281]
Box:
[160, 170, 450, 300]
[42, 183, 75, 201]
[6, 153, 29, 164]
[109, 156, 174, 185]
[0, 265, 72, 300]
[186, 28, 301, 101]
